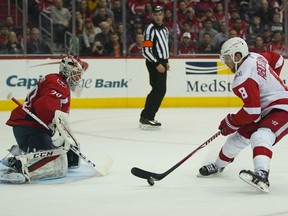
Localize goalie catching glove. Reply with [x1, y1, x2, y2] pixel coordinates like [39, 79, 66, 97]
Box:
[218, 114, 240, 136]
[50, 110, 77, 151]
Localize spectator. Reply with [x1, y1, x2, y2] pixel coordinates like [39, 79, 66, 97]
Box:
[177, 0, 188, 24]
[128, 0, 150, 15]
[238, 1, 251, 25]
[27, 27, 52, 54]
[5, 31, 23, 54]
[228, 8, 240, 29]
[82, 18, 101, 55]
[142, 2, 153, 27]
[195, 0, 215, 18]
[87, 0, 98, 14]
[113, 22, 124, 44]
[232, 17, 247, 40]
[89, 40, 107, 56]
[262, 27, 273, 46]
[214, 2, 225, 23]
[93, 0, 114, 22]
[247, 15, 264, 46]
[18, 25, 31, 48]
[106, 32, 123, 57]
[197, 32, 217, 54]
[229, 29, 238, 38]
[128, 33, 144, 56]
[94, 21, 112, 50]
[198, 18, 218, 43]
[178, 32, 197, 55]
[50, 0, 71, 48]
[267, 30, 285, 55]
[269, 12, 284, 34]
[164, 8, 180, 47]
[200, 8, 220, 32]
[254, 0, 274, 26]
[77, 0, 91, 21]
[3, 16, 19, 35]
[249, 35, 267, 53]
[212, 21, 226, 52]
[92, 7, 109, 27]
[0, 25, 9, 44]
[182, 7, 202, 37]
[126, 16, 144, 47]
[112, 0, 125, 25]
[181, 21, 197, 45]
[70, 11, 84, 36]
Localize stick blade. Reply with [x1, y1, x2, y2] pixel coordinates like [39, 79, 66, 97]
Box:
[97, 155, 114, 176]
[131, 167, 163, 181]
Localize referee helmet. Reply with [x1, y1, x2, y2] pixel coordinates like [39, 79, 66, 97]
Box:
[152, 5, 163, 13]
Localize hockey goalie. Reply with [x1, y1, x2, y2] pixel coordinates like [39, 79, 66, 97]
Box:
[1, 55, 85, 184]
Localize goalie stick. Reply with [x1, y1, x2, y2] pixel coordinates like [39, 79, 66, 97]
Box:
[131, 131, 221, 186]
[7, 93, 112, 176]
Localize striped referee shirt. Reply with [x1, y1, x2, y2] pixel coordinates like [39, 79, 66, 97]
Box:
[142, 22, 169, 64]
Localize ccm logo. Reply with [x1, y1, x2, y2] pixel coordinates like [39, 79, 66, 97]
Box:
[33, 151, 53, 158]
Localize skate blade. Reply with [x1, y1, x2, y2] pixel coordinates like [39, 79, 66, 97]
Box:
[139, 123, 161, 130]
[239, 172, 269, 193]
[196, 172, 220, 178]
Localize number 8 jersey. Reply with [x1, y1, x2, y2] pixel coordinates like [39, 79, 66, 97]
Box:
[232, 52, 288, 126]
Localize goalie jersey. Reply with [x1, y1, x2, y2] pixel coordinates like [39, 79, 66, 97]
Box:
[7, 73, 71, 130]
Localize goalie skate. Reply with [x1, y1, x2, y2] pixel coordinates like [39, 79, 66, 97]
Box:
[239, 170, 269, 193]
[0, 168, 28, 184]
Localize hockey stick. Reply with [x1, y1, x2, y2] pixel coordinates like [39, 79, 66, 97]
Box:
[6, 93, 112, 174]
[131, 131, 221, 186]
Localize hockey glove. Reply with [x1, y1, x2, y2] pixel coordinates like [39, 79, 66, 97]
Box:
[218, 114, 240, 136]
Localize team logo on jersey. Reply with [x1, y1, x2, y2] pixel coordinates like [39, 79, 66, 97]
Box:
[185, 61, 233, 75]
[57, 79, 67, 88]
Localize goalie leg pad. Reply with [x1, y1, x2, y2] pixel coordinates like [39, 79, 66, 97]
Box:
[15, 148, 68, 181]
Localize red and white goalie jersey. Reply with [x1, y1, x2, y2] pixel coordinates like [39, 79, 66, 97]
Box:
[7, 73, 71, 130]
[232, 52, 288, 126]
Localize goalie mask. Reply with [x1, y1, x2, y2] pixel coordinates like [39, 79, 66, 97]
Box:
[59, 55, 84, 92]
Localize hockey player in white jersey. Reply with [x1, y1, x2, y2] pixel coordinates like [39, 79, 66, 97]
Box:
[198, 37, 288, 192]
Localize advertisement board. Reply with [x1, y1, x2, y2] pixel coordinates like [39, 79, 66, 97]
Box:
[0, 57, 287, 110]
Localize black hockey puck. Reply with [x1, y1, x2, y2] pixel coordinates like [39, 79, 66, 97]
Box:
[147, 177, 154, 186]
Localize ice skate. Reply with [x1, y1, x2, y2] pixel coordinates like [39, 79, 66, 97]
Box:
[0, 168, 28, 184]
[198, 163, 224, 177]
[139, 117, 161, 130]
[239, 169, 269, 193]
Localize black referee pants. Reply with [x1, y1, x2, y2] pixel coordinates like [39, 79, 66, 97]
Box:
[140, 60, 167, 120]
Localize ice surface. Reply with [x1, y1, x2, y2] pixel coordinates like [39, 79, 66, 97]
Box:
[1, 108, 288, 216]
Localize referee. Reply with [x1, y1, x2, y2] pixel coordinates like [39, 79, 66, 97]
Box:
[139, 5, 170, 130]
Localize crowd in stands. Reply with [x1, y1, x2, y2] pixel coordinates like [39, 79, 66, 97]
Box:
[0, 0, 285, 56]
